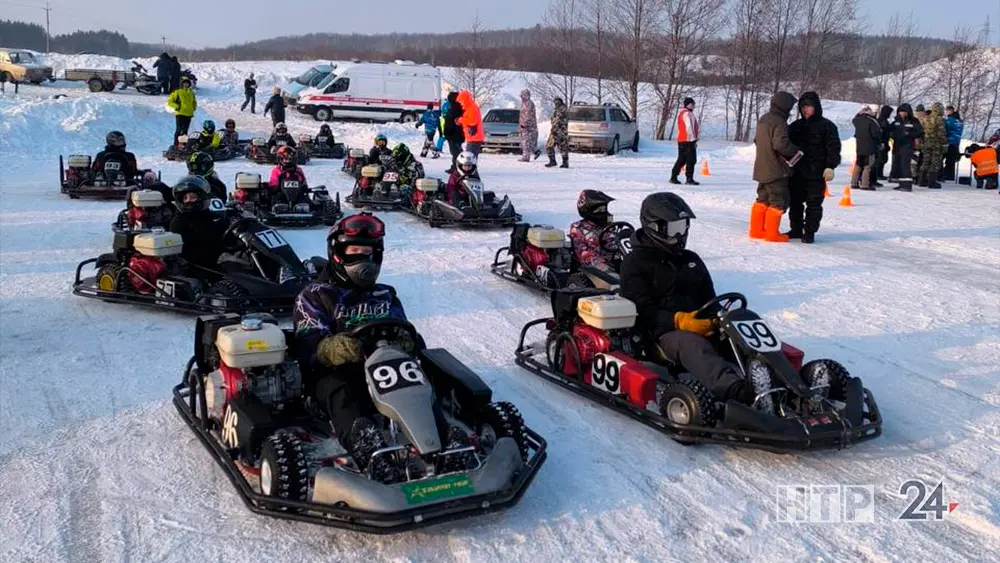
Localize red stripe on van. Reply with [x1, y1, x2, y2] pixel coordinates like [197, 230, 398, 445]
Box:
[303, 96, 437, 107]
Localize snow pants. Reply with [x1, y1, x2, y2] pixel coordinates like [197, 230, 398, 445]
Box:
[755, 178, 789, 211]
[851, 154, 874, 189]
[890, 145, 914, 188]
[671, 141, 698, 180]
[314, 370, 376, 439]
[173, 115, 192, 145]
[241, 91, 255, 113]
[519, 128, 538, 161]
[789, 177, 826, 234]
[943, 144, 960, 181]
[657, 331, 746, 401]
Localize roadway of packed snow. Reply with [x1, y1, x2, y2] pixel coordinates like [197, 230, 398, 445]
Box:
[1, 55, 998, 563]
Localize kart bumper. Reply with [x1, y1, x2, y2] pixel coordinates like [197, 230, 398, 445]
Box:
[422, 200, 521, 228]
[310, 144, 346, 159]
[172, 358, 547, 533]
[62, 182, 131, 199]
[514, 318, 882, 453]
[345, 190, 407, 211]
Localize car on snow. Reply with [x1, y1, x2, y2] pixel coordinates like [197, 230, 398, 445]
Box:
[281, 64, 335, 105]
[0, 48, 53, 84]
[568, 102, 639, 155]
[483, 109, 522, 153]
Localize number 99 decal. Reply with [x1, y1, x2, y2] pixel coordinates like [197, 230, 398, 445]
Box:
[590, 353, 624, 395]
[731, 320, 781, 352]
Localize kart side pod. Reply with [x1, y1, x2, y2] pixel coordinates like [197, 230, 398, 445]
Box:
[577, 294, 637, 330]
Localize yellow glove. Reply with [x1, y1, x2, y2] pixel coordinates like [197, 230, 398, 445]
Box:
[317, 333, 363, 367]
[674, 311, 714, 337]
[822, 168, 835, 182]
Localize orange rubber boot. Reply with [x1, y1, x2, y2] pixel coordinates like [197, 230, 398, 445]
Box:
[763, 207, 790, 243]
[748, 202, 768, 239]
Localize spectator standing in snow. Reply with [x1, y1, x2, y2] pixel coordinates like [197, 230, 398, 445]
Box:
[874, 105, 893, 185]
[263, 86, 286, 127]
[518, 89, 540, 162]
[442, 91, 465, 172]
[435, 95, 449, 156]
[749, 91, 801, 243]
[918, 103, 946, 189]
[545, 97, 570, 169]
[168, 56, 181, 93]
[670, 97, 700, 185]
[241, 73, 257, 113]
[456, 90, 484, 156]
[168, 78, 197, 145]
[416, 103, 441, 158]
[889, 104, 923, 192]
[943, 106, 964, 181]
[153, 52, 170, 95]
[851, 106, 881, 191]
[787, 91, 841, 244]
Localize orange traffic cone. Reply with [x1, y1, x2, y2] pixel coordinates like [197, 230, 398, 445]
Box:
[839, 185, 853, 207]
[700, 159, 711, 176]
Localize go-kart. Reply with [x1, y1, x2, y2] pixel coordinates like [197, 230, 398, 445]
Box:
[408, 177, 520, 228]
[346, 158, 413, 211]
[299, 134, 345, 160]
[112, 188, 176, 234]
[73, 215, 325, 315]
[491, 222, 634, 292]
[342, 148, 368, 178]
[246, 138, 310, 166]
[515, 290, 882, 452]
[230, 172, 342, 228]
[173, 315, 547, 533]
[59, 154, 156, 200]
[163, 132, 204, 161]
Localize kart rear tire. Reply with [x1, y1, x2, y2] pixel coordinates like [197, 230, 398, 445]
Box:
[659, 378, 718, 445]
[478, 402, 529, 461]
[259, 431, 309, 504]
[800, 359, 851, 401]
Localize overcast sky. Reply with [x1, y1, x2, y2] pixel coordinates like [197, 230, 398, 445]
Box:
[3, 0, 998, 48]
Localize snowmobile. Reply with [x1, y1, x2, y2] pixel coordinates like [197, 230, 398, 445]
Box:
[230, 172, 342, 228]
[345, 159, 410, 211]
[173, 314, 547, 532]
[490, 222, 634, 292]
[247, 138, 309, 166]
[299, 134, 345, 160]
[125, 61, 161, 95]
[73, 216, 325, 315]
[58, 154, 157, 200]
[341, 148, 369, 179]
[408, 177, 520, 228]
[515, 290, 882, 452]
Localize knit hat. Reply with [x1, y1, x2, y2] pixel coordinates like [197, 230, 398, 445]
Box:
[683, 97, 695, 107]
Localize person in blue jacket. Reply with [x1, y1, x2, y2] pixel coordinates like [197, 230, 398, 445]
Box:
[415, 103, 441, 158]
[435, 97, 450, 155]
[943, 106, 964, 181]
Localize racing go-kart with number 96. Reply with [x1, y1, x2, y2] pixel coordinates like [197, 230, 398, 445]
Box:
[514, 289, 882, 452]
[173, 314, 547, 532]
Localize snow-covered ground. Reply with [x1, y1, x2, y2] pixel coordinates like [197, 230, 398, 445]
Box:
[1, 56, 999, 563]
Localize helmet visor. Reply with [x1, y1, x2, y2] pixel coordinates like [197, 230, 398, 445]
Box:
[340, 213, 385, 238]
[664, 218, 690, 238]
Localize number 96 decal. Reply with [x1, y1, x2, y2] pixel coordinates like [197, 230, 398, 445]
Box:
[367, 359, 426, 394]
[731, 320, 781, 352]
[590, 353, 625, 395]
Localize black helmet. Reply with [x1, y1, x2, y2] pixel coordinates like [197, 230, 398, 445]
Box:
[639, 192, 695, 251]
[577, 189, 615, 225]
[319, 123, 332, 134]
[275, 122, 288, 136]
[106, 130, 126, 148]
[202, 120, 216, 134]
[224, 118, 236, 130]
[172, 175, 211, 213]
[187, 151, 215, 177]
[326, 212, 386, 289]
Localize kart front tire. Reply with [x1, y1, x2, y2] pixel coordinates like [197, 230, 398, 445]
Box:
[800, 359, 851, 401]
[259, 431, 309, 503]
[478, 402, 529, 461]
[659, 378, 718, 445]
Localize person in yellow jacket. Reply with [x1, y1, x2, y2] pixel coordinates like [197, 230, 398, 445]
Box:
[168, 78, 197, 145]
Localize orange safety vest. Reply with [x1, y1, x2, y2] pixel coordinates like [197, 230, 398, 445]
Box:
[456, 90, 485, 143]
[970, 147, 998, 177]
[676, 107, 699, 143]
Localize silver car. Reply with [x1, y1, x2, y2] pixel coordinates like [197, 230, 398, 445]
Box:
[482, 109, 523, 153]
[567, 102, 639, 155]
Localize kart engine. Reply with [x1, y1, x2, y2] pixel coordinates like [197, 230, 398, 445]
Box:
[127, 255, 166, 294]
[558, 295, 638, 375]
[204, 361, 303, 414]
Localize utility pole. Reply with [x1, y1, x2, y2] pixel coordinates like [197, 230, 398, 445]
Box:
[162, 36, 167, 48]
[43, 1, 51, 52]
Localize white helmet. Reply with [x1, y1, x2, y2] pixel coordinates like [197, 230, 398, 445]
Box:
[457, 151, 478, 176]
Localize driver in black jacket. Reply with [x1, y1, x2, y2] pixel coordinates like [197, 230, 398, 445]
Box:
[293, 213, 411, 484]
[93, 130, 139, 180]
[620, 192, 752, 403]
[168, 176, 231, 272]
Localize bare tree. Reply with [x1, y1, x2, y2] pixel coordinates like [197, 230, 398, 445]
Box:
[725, 0, 769, 141]
[797, 0, 861, 91]
[529, 0, 584, 104]
[765, 0, 801, 92]
[605, 0, 664, 119]
[886, 12, 926, 106]
[579, 0, 607, 103]
[449, 14, 506, 105]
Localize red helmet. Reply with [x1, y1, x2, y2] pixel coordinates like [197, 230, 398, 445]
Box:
[277, 145, 296, 167]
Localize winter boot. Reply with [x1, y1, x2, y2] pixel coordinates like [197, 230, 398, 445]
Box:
[784, 225, 803, 239]
[917, 172, 929, 187]
[346, 418, 403, 484]
[685, 178, 701, 185]
[534, 149, 543, 160]
[560, 155, 569, 168]
[545, 153, 558, 168]
[928, 181, 942, 189]
[431, 150, 440, 159]
[801, 231, 815, 244]
[748, 202, 768, 239]
[669, 176, 681, 185]
[763, 207, 790, 243]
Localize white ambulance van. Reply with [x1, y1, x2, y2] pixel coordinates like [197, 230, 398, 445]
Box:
[294, 60, 441, 123]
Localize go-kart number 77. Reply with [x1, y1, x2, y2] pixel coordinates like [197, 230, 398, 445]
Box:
[255, 229, 288, 249]
[732, 320, 781, 352]
[369, 359, 426, 394]
[590, 353, 624, 394]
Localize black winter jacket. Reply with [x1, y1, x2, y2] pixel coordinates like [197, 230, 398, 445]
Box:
[267, 133, 296, 150]
[264, 94, 285, 122]
[789, 92, 842, 180]
[890, 104, 923, 150]
[878, 105, 893, 146]
[153, 54, 170, 80]
[244, 78, 256, 95]
[442, 92, 465, 143]
[619, 229, 716, 338]
[168, 209, 231, 271]
[852, 112, 882, 157]
[93, 146, 138, 179]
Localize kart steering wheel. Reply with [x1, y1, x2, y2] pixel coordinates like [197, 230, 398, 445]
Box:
[346, 318, 421, 356]
[693, 292, 748, 320]
[222, 216, 258, 244]
[598, 221, 636, 254]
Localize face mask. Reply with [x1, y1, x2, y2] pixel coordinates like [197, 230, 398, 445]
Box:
[344, 260, 380, 288]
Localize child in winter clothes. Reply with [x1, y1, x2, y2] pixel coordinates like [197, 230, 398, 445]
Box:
[568, 190, 619, 271]
[416, 103, 441, 158]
